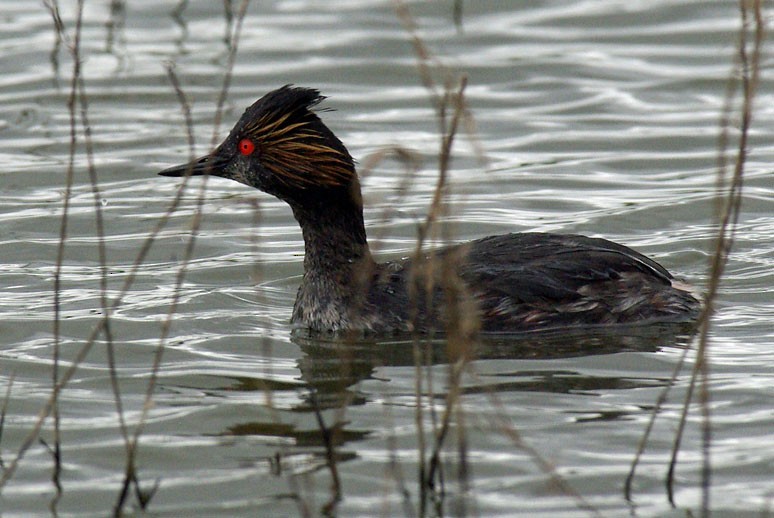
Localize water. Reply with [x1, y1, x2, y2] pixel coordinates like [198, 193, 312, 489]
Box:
[1, 1, 772, 516]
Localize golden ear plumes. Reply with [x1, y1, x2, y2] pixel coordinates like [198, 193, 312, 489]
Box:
[240, 87, 355, 190]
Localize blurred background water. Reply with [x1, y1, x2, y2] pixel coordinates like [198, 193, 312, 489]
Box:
[0, 1, 772, 516]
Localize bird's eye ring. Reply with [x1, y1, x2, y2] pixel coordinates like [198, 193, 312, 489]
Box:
[239, 138, 256, 156]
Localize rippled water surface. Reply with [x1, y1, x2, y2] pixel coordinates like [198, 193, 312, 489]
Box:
[1, 1, 772, 516]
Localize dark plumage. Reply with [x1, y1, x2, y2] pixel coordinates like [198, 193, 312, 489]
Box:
[159, 85, 701, 335]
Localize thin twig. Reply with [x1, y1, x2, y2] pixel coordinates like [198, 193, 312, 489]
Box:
[75, 40, 126, 443]
[310, 392, 342, 515]
[469, 362, 602, 517]
[625, 2, 763, 510]
[111, 62, 198, 514]
[394, 4, 499, 514]
[395, 7, 603, 514]
[395, 0, 441, 499]
[43, 0, 65, 86]
[452, 0, 464, 34]
[669, 0, 763, 509]
[423, 78, 468, 492]
[0, 373, 16, 467]
[115, 2, 254, 513]
[49, 0, 88, 506]
[0, 129, 208, 495]
[0, 2, 252, 496]
[623, 343, 691, 500]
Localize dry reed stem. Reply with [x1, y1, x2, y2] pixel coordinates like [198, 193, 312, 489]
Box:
[624, 1, 763, 513]
[623, 343, 690, 501]
[453, 0, 464, 33]
[48, 0, 87, 507]
[75, 17, 135, 518]
[110, 62, 198, 514]
[410, 78, 462, 518]
[114, 1, 252, 513]
[394, 4, 462, 512]
[397, 0, 434, 501]
[176, 2, 323, 513]
[0, 176, 199, 492]
[247, 199, 312, 517]
[672, 2, 763, 513]
[105, 0, 126, 57]
[465, 363, 602, 518]
[0, 373, 15, 468]
[0, 0, 255, 510]
[43, 0, 64, 86]
[309, 393, 342, 515]
[422, 78, 469, 492]
[395, 2, 595, 514]
[381, 390, 416, 518]
[41, 5, 129, 512]
[76, 38, 126, 443]
[357, 146, 423, 253]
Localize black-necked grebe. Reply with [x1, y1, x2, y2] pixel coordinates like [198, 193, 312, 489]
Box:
[159, 85, 701, 335]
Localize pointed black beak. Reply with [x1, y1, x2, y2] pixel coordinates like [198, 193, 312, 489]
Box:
[158, 153, 227, 178]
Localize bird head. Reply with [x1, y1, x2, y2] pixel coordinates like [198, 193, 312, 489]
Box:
[159, 85, 357, 205]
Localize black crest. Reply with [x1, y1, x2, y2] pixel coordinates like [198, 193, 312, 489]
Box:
[235, 85, 355, 189]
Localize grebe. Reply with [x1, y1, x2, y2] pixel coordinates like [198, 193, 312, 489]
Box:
[159, 85, 701, 335]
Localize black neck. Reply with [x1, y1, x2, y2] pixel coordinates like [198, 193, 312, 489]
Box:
[289, 185, 373, 278]
[288, 184, 377, 330]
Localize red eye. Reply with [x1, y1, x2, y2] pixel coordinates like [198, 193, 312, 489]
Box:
[239, 138, 255, 155]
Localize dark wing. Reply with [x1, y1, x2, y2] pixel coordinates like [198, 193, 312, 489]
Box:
[455, 233, 700, 330]
[460, 233, 673, 304]
[368, 232, 696, 333]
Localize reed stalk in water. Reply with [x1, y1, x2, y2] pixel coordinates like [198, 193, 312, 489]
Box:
[625, 2, 763, 515]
